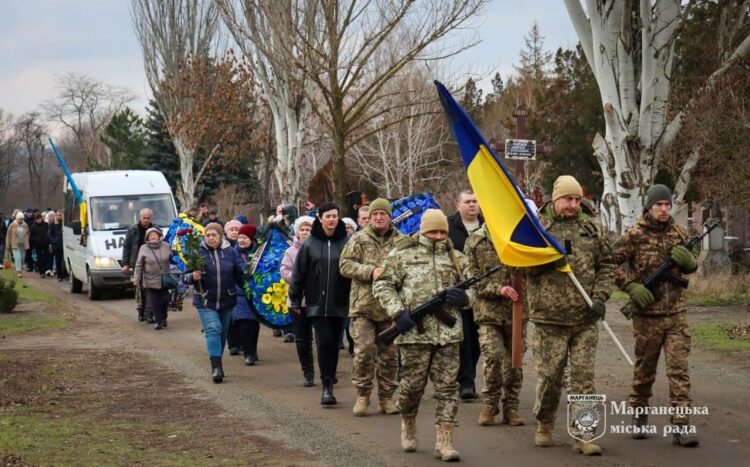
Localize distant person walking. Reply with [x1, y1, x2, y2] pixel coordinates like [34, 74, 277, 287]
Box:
[4, 212, 30, 278]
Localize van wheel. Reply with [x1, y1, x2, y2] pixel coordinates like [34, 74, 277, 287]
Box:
[69, 263, 83, 293]
[86, 269, 101, 300]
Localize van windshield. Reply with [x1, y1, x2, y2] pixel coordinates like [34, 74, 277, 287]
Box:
[90, 194, 176, 231]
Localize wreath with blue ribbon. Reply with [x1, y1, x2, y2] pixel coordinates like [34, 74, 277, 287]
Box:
[390, 192, 441, 235]
[244, 226, 294, 329]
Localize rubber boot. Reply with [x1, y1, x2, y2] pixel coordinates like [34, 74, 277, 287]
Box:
[321, 377, 337, 405]
[535, 422, 553, 447]
[210, 356, 224, 384]
[631, 414, 649, 439]
[378, 398, 399, 414]
[433, 423, 460, 462]
[401, 416, 418, 452]
[478, 405, 499, 426]
[353, 395, 370, 416]
[573, 440, 602, 455]
[502, 407, 525, 426]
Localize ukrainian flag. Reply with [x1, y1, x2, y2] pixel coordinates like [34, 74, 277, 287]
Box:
[435, 81, 566, 267]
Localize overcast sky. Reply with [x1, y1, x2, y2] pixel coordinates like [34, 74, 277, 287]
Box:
[0, 0, 580, 117]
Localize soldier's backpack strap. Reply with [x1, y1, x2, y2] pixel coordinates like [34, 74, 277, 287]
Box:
[449, 248, 464, 281]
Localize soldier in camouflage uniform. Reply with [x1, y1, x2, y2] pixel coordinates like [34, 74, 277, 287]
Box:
[525, 176, 615, 456]
[614, 184, 699, 447]
[340, 198, 402, 417]
[373, 209, 475, 462]
[463, 224, 526, 427]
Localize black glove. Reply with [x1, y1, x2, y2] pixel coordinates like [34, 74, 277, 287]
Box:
[588, 298, 606, 321]
[445, 287, 469, 306]
[394, 310, 416, 333]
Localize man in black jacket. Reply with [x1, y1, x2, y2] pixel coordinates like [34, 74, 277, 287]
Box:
[447, 190, 485, 400]
[122, 208, 154, 322]
[48, 210, 65, 281]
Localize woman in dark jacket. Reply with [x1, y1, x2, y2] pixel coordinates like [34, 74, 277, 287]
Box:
[229, 224, 260, 366]
[30, 213, 50, 277]
[289, 202, 351, 405]
[48, 210, 64, 281]
[184, 222, 246, 383]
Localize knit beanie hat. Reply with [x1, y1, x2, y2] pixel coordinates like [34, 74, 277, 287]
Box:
[145, 227, 163, 240]
[644, 184, 672, 211]
[368, 198, 392, 216]
[238, 224, 257, 242]
[224, 219, 242, 233]
[294, 216, 314, 235]
[204, 222, 224, 236]
[420, 209, 449, 234]
[342, 217, 357, 231]
[16, 211, 24, 220]
[318, 202, 340, 216]
[552, 175, 583, 201]
[235, 214, 249, 225]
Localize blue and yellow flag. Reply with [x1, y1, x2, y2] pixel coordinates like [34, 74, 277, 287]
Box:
[435, 81, 567, 268]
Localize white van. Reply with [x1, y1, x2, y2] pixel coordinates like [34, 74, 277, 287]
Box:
[63, 171, 177, 300]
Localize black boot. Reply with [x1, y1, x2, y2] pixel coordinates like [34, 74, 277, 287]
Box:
[321, 377, 337, 405]
[244, 352, 257, 366]
[631, 415, 649, 439]
[210, 357, 224, 383]
[137, 310, 145, 322]
[298, 339, 314, 387]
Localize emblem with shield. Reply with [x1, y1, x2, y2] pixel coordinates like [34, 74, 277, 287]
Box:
[567, 394, 607, 442]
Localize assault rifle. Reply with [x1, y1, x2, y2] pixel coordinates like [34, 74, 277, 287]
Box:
[621, 221, 720, 319]
[377, 265, 502, 345]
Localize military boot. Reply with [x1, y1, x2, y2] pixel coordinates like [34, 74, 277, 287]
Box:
[401, 416, 418, 452]
[573, 440, 602, 455]
[534, 422, 553, 447]
[433, 423, 460, 462]
[502, 407, 525, 426]
[352, 395, 370, 416]
[478, 405, 499, 426]
[320, 378, 337, 405]
[378, 398, 399, 414]
[631, 414, 649, 439]
[672, 427, 700, 447]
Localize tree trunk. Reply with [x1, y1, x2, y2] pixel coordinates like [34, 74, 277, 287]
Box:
[172, 138, 195, 210]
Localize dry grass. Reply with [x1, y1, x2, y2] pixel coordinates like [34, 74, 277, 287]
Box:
[687, 272, 750, 306]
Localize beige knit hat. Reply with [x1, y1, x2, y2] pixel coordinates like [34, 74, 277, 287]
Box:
[204, 222, 224, 236]
[368, 198, 392, 216]
[419, 209, 449, 234]
[552, 175, 583, 201]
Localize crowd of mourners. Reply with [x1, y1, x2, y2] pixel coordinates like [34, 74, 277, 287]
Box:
[2, 207, 65, 281]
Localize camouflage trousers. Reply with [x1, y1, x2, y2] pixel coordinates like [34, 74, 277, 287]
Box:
[532, 322, 598, 424]
[398, 343, 460, 425]
[350, 317, 399, 398]
[478, 322, 526, 410]
[630, 313, 692, 423]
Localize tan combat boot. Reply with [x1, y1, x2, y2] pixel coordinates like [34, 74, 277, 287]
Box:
[573, 440, 602, 455]
[401, 416, 418, 452]
[534, 422, 554, 447]
[502, 407, 526, 426]
[478, 405, 499, 426]
[378, 398, 399, 414]
[434, 423, 460, 462]
[352, 395, 370, 416]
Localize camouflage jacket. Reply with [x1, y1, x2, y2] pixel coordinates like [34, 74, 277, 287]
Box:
[339, 224, 403, 321]
[463, 225, 524, 325]
[614, 214, 695, 316]
[373, 233, 476, 345]
[525, 202, 616, 326]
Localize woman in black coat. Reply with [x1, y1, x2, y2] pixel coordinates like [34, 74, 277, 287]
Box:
[289, 202, 351, 405]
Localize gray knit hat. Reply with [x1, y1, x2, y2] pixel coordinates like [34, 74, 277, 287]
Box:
[644, 184, 672, 211]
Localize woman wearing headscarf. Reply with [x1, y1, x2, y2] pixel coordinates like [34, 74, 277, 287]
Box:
[184, 222, 246, 383]
[281, 215, 315, 386]
[229, 223, 260, 366]
[289, 203, 351, 405]
[134, 227, 173, 330]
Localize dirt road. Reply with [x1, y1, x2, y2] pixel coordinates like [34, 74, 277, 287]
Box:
[3, 276, 749, 466]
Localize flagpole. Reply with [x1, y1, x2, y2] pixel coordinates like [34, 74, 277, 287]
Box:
[565, 270, 634, 366]
[511, 273, 524, 369]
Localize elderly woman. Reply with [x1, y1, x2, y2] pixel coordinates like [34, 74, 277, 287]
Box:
[224, 219, 242, 248]
[5, 212, 30, 278]
[134, 227, 173, 330]
[228, 223, 260, 366]
[289, 203, 351, 405]
[281, 215, 315, 386]
[184, 222, 246, 383]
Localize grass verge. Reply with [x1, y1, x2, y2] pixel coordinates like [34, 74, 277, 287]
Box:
[691, 322, 750, 354]
[0, 269, 54, 303]
[0, 269, 71, 336]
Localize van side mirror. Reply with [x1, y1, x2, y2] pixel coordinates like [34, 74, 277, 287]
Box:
[71, 220, 82, 236]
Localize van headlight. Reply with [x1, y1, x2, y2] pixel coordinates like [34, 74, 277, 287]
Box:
[94, 256, 119, 268]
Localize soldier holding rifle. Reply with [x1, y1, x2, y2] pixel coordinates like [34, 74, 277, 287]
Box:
[614, 184, 700, 447]
[373, 209, 475, 462]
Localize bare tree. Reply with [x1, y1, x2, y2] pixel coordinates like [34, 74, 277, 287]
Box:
[218, 0, 313, 205]
[14, 113, 49, 207]
[0, 110, 19, 202]
[42, 73, 134, 169]
[294, 0, 487, 205]
[564, 0, 750, 234]
[131, 0, 221, 208]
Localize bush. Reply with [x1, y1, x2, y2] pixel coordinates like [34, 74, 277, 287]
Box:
[0, 277, 19, 313]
